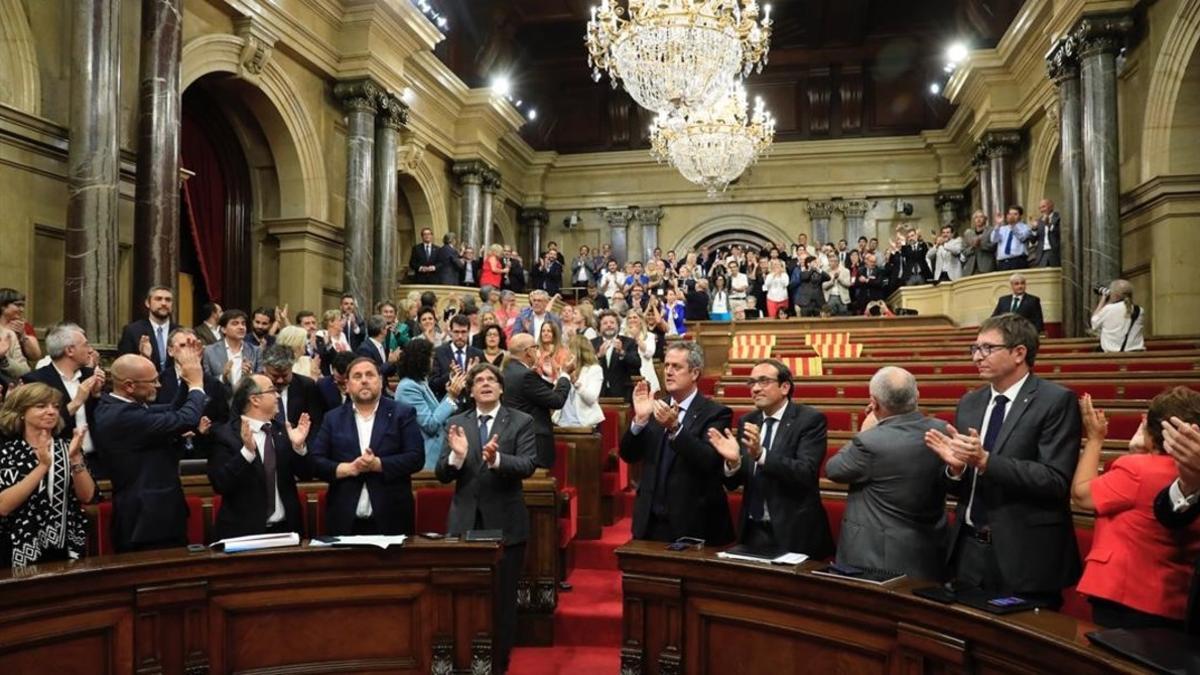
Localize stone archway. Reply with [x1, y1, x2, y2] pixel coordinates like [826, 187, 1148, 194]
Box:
[0, 0, 39, 115]
[673, 214, 793, 252]
[1141, 0, 1200, 181]
[181, 34, 329, 221]
[1027, 115, 1060, 206]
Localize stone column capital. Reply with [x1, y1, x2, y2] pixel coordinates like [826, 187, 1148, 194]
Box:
[841, 199, 871, 218]
[982, 130, 1022, 159]
[518, 207, 549, 225]
[334, 78, 383, 115]
[604, 208, 635, 228]
[481, 169, 501, 193]
[1071, 12, 1135, 59]
[452, 160, 488, 185]
[1046, 36, 1080, 83]
[935, 191, 967, 209]
[807, 200, 837, 219]
[634, 206, 664, 226]
[376, 94, 409, 131]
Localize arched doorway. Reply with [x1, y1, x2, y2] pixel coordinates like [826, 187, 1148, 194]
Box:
[181, 83, 254, 315]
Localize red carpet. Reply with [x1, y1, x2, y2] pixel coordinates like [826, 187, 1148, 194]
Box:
[509, 517, 631, 674]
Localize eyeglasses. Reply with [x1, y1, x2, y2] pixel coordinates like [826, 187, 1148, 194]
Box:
[120, 377, 161, 385]
[253, 388, 279, 396]
[969, 343, 1011, 357]
[745, 377, 781, 388]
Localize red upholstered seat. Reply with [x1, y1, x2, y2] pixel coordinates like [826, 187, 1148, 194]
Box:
[791, 384, 842, 399]
[186, 496, 205, 545]
[824, 410, 854, 432]
[697, 376, 718, 396]
[921, 383, 974, 399]
[1061, 526, 1095, 622]
[1105, 412, 1143, 441]
[414, 487, 453, 534]
[316, 489, 328, 536]
[93, 501, 115, 556]
[820, 441, 842, 478]
[1067, 383, 1120, 399]
[822, 497, 846, 547]
[722, 384, 753, 398]
[931, 410, 956, 425]
[726, 492, 744, 536]
[730, 407, 754, 430]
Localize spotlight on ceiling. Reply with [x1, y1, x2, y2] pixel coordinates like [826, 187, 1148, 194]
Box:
[491, 76, 512, 98]
[929, 83, 941, 95]
[946, 42, 969, 64]
[528, 108, 538, 121]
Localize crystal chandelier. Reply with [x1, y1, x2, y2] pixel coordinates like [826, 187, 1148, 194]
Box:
[585, 0, 773, 115]
[650, 83, 775, 196]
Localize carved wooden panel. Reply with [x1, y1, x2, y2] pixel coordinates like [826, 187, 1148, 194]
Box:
[807, 67, 833, 136]
[840, 66, 865, 133]
[558, 428, 603, 539]
[0, 607, 134, 675]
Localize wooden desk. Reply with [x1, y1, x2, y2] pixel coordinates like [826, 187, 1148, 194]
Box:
[0, 540, 499, 674]
[617, 541, 1150, 674]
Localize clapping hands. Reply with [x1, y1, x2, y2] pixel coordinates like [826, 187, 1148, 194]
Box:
[925, 424, 984, 474]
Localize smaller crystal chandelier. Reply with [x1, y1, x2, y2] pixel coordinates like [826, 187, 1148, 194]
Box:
[650, 83, 775, 197]
[585, 1, 773, 115]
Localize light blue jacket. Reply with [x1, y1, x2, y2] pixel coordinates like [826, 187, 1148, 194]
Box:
[394, 377, 457, 471]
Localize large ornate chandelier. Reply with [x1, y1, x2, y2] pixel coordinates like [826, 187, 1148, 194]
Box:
[585, 0, 773, 114]
[650, 83, 775, 196]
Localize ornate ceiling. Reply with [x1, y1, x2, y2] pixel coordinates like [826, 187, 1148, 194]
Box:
[433, 0, 1026, 153]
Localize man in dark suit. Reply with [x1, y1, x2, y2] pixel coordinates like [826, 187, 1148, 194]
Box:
[1030, 198, 1062, 268]
[116, 285, 179, 372]
[436, 363, 538, 674]
[532, 250, 563, 295]
[460, 246, 479, 287]
[430, 314, 484, 400]
[22, 323, 105, 474]
[1154, 414, 1200, 634]
[340, 294, 367, 351]
[408, 227, 439, 284]
[501, 333, 570, 468]
[926, 314, 1082, 609]
[194, 302, 222, 346]
[711, 359, 833, 558]
[94, 351, 208, 552]
[825, 367, 951, 580]
[309, 357, 424, 535]
[990, 273, 1045, 333]
[208, 374, 313, 540]
[354, 315, 401, 380]
[435, 232, 464, 286]
[592, 310, 641, 402]
[260, 343, 326, 436]
[317, 350, 357, 411]
[620, 341, 735, 546]
[856, 253, 889, 308]
[157, 328, 230, 460]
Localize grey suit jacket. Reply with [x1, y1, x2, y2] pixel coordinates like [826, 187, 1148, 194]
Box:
[825, 411, 950, 580]
[201, 340, 262, 389]
[961, 225, 997, 276]
[943, 374, 1082, 593]
[434, 406, 538, 545]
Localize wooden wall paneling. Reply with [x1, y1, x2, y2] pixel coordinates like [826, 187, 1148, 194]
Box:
[841, 65, 865, 133]
[807, 67, 833, 136]
[0, 606, 134, 675]
[893, 622, 969, 675]
[134, 581, 209, 675]
[516, 475, 561, 646]
[621, 572, 683, 675]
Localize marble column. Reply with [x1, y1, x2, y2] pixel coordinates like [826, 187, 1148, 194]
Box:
[605, 208, 635, 264]
[132, 0, 183, 301]
[480, 171, 500, 251]
[1075, 12, 1133, 299]
[807, 201, 836, 245]
[372, 93, 407, 304]
[66, 0, 120, 344]
[625, 208, 644, 264]
[974, 149, 994, 222]
[519, 207, 548, 267]
[452, 161, 486, 251]
[1049, 36, 1087, 337]
[935, 192, 967, 229]
[984, 130, 1021, 217]
[334, 78, 381, 310]
[842, 200, 871, 243]
[636, 206, 664, 263]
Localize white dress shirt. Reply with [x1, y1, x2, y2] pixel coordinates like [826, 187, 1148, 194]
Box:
[239, 415, 308, 524]
[1091, 302, 1146, 352]
[1168, 479, 1200, 512]
[354, 402, 378, 518]
[957, 372, 1029, 527]
[723, 401, 788, 521]
[449, 406, 504, 469]
[54, 364, 95, 454]
[225, 340, 245, 387]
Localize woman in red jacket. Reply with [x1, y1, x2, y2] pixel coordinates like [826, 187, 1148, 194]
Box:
[1072, 388, 1200, 629]
[480, 243, 508, 290]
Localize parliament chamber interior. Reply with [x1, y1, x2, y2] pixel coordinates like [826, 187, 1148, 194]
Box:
[3, 0, 1200, 673]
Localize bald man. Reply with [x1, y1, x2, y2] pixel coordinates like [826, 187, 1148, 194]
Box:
[94, 351, 209, 552]
[500, 333, 570, 468]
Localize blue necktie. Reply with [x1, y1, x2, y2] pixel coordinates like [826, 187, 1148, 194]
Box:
[479, 414, 491, 447]
[156, 325, 167, 369]
[1004, 228, 1014, 257]
[970, 394, 1009, 527]
[456, 348, 465, 372]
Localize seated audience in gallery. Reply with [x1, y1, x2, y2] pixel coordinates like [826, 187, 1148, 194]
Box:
[0, 383, 96, 570]
[1091, 279, 1145, 353]
[1071, 389, 1200, 630]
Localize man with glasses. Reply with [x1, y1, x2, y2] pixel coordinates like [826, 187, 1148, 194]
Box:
[95, 350, 208, 552]
[501, 333, 570, 468]
[620, 341, 735, 546]
[208, 374, 313, 539]
[925, 314, 1082, 609]
[709, 359, 833, 557]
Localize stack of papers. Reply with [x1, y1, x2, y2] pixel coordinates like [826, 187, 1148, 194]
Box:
[716, 546, 809, 565]
[308, 535, 407, 550]
[212, 532, 301, 553]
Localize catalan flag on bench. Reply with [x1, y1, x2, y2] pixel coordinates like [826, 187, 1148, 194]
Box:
[812, 343, 864, 359]
[804, 332, 851, 346]
[778, 355, 824, 377]
[729, 334, 776, 360]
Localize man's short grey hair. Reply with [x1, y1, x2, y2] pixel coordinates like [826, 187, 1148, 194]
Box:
[261, 343, 297, 370]
[46, 323, 85, 359]
[500, 290, 516, 302]
[1009, 272, 1026, 284]
[869, 366, 919, 415]
[479, 285, 494, 303]
[366, 314, 388, 337]
[666, 341, 704, 372]
[529, 290, 550, 301]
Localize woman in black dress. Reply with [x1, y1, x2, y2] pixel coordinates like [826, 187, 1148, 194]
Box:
[0, 383, 96, 569]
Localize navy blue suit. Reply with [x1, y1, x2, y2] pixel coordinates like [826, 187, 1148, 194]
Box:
[317, 376, 347, 411]
[309, 397, 424, 535]
[93, 389, 207, 552]
[354, 339, 397, 379]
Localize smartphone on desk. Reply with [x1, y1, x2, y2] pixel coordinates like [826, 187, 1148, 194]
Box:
[988, 596, 1027, 607]
[666, 537, 705, 552]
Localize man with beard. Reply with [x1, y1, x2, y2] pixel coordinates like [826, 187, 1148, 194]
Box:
[592, 310, 641, 402]
[246, 307, 277, 349]
[117, 286, 180, 372]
